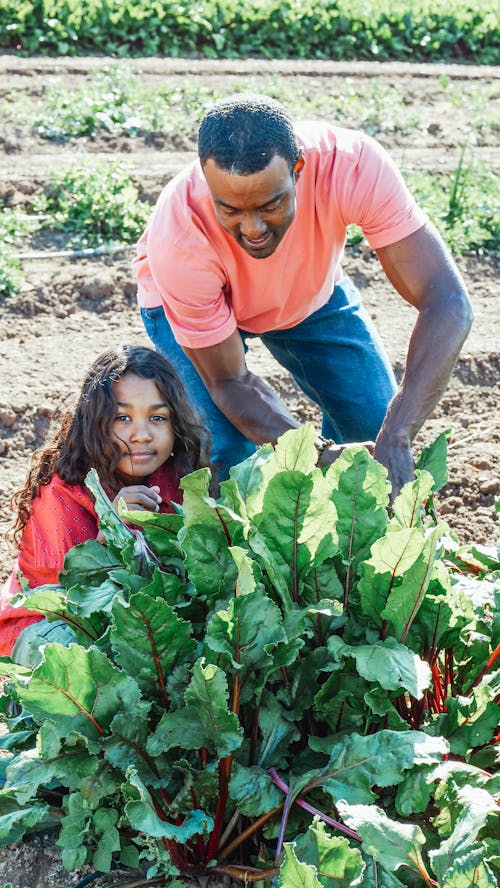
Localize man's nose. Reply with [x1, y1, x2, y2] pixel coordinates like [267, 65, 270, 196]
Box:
[240, 212, 266, 238]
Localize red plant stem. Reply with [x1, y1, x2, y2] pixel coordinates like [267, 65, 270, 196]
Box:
[465, 643, 500, 694]
[190, 787, 206, 859]
[151, 796, 191, 872]
[269, 768, 362, 844]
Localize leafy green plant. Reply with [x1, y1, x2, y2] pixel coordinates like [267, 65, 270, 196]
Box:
[2, 0, 499, 63]
[0, 428, 498, 885]
[32, 162, 151, 247]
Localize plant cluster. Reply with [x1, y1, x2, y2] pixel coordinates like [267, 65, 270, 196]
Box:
[0, 427, 498, 886]
[2, 0, 499, 63]
[32, 162, 151, 248]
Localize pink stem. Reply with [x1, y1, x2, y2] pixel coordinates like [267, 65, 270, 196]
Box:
[269, 768, 362, 844]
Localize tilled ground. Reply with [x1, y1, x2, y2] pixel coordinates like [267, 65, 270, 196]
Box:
[0, 55, 498, 888]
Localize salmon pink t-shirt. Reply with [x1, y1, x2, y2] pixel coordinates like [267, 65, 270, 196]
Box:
[134, 122, 427, 349]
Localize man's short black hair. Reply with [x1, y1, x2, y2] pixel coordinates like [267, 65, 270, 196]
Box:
[198, 93, 300, 175]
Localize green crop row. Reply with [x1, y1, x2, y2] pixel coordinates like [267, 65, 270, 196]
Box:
[3, 0, 499, 62]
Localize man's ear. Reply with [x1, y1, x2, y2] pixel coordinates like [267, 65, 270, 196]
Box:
[294, 152, 305, 180]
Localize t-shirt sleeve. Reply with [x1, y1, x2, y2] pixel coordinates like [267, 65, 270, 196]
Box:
[146, 198, 237, 348]
[336, 133, 428, 250]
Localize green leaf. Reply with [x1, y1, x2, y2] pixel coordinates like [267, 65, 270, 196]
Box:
[416, 431, 450, 491]
[13, 586, 103, 644]
[116, 507, 183, 560]
[292, 818, 365, 886]
[250, 468, 338, 608]
[61, 538, 121, 588]
[358, 523, 445, 639]
[429, 786, 498, 883]
[84, 469, 139, 568]
[124, 768, 213, 842]
[0, 797, 48, 844]
[229, 763, 283, 816]
[309, 730, 447, 805]
[328, 636, 431, 699]
[280, 842, 323, 887]
[6, 747, 99, 804]
[15, 643, 141, 740]
[182, 524, 238, 599]
[146, 658, 243, 759]
[327, 445, 389, 587]
[111, 591, 195, 697]
[391, 470, 435, 528]
[205, 586, 287, 677]
[337, 801, 428, 878]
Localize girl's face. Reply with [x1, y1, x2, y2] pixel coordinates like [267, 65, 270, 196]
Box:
[112, 372, 174, 484]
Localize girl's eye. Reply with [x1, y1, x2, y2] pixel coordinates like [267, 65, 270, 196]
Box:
[151, 414, 169, 422]
[115, 414, 130, 422]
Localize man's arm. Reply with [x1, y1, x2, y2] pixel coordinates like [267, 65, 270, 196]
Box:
[183, 331, 300, 444]
[374, 221, 473, 495]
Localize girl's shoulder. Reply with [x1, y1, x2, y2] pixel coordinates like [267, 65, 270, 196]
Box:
[33, 473, 97, 515]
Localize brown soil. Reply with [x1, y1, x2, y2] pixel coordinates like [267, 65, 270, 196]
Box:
[0, 56, 498, 888]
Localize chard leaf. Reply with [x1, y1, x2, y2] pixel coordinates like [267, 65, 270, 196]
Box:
[358, 523, 445, 640]
[273, 424, 320, 474]
[0, 797, 49, 844]
[124, 768, 213, 841]
[6, 747, 98, 804]
[57, 791, 92, 870]
[11, 586, 103, 644]
[67, 578, 122, 616]
[229, 442, 275, 514]
[256, 693, 301, 768]
[229, 763, 283, 816]
[326, 445, 389, 587]
[336, 801, 428, 877]
[181, 467, 241, 537]
[416, 430, 450, 492]
[440, 849, 497, 887]
[292, 818, 365, 886]
[360, 856, 407, 886]
[229, 546, 264, 595]
[103, 700, 158, 783]
[15, 643, 141, 740]
[85, 469, 140, 568]
[280, 843, 323, 887]
[111, 592, 195, 698]
[146, 658, 242, 759]
[327, 636, 431, 699]
[429, 786, 498, 883]
[115, 508, 183, 560]
[250, 469, 337, 608]
[205, 587, 287, 677]
[182, 524, 238, 599]
[60, 539, 122, 588]
[391, 470, 435, 528]
[307, 730, 447, 805]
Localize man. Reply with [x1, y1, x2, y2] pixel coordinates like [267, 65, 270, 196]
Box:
[134, 94, 472, 495]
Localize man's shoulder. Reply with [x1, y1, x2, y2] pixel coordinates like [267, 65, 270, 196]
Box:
[295, 120, 368, 163]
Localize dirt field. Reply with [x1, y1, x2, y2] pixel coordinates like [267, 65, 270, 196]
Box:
[0, 55, 498, 887]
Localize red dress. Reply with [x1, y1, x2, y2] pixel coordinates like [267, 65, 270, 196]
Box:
[0, 465, 182, 657]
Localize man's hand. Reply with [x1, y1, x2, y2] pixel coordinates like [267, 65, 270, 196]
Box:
[316, 438, 375, 469]
[112, 484, 162, 519]
[373, 432, 414, 500]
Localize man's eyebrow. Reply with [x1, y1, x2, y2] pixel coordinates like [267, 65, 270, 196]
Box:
[215, 191, 286, 211]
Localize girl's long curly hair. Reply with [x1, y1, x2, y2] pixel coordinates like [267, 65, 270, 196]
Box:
[12, 345, 210, 544]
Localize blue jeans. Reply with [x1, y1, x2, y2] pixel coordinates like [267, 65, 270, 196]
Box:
[141, 276, 397, 477]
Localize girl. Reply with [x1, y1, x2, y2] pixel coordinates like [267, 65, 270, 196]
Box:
[0, 344, 210, 660]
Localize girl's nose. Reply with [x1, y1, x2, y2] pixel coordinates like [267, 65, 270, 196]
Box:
[130, 421, 152, 441]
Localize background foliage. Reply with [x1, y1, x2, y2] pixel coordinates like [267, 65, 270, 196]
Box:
[2, 0, 499, 62]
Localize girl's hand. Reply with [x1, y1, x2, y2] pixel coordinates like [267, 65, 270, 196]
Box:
[112, 484, 162, 518]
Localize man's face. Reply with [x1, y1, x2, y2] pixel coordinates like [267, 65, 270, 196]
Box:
[203, 154, 304, 259]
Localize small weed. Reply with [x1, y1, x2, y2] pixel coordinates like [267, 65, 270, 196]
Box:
[405, 155, 499, 253]
[0, 251, 22, 299]
[33, 163, 151, 247]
